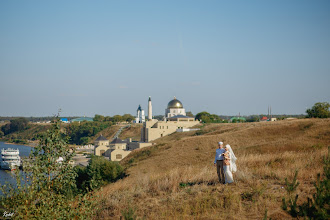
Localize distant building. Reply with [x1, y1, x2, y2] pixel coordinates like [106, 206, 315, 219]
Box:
[60, 118, 69, 123]
[260, 116, 268, 122]
[94, 135, 152, 161]
[134, 105, 145, 123]
[141, 97, 199, 142]
[71, 117, 94, 122]
[165, 97, 186, 118]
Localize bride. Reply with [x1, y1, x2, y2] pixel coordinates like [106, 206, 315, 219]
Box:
[223, 144, 237, 184]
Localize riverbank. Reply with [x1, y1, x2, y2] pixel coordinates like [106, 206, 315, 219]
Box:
[0, 139, 38, 148]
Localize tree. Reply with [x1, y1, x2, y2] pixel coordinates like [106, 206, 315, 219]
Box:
[186, 111, 194, 117]
[195, 112, 223, 123]
[112, 115, 122, 123]
[74, 156, 124, 193]
[306, 102, 330, 118]
[1, 117, 29, 135]
[94, 114, 105, 122]
[10, 117, 29, 132]
[0, 119, 97, 219]
[195, 112, 211, 121]
[122, 114, 135, 123]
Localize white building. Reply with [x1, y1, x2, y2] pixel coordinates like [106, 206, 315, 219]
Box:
[134, 105, 145, 123]
[165, 97, 186, 118]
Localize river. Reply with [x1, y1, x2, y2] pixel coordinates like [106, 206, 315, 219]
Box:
[0, 142, 32, 188]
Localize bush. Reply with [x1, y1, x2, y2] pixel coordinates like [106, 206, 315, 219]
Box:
[282, 148, 330, 218]
[0, 119, 98, 219]
[75, 156, 124, 192]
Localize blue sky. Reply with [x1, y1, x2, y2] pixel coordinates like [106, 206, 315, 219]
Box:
[1, 0, 329, 117]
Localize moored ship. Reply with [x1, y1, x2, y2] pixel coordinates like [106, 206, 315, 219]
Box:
[0, 148, 21, 170]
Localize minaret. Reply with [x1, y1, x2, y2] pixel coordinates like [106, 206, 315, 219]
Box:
[148, 96, 152, 120]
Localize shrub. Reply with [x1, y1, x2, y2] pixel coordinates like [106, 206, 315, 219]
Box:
[0, 119, 97, 219]
[75, 156, 124, 192]
[282, 148, 330, 219]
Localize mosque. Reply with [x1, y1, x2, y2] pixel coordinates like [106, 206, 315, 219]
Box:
[94, 96, 199, 161]
[141, 96, 200, 142]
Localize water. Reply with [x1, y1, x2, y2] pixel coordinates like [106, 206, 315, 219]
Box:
[0, 142, 32, 187]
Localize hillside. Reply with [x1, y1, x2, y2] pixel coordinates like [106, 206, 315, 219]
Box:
[119, 124, 142, 141]
[90, 124, 142, 142]
[0, 123, 52, 145]
[96, 119, 329, 219]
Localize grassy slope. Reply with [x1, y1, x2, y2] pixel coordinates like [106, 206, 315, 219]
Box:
[119, 124, 142, 141]
[0, 123, 52, 145]
[97, 119, 329, 219]
[91, 124, 142, 142]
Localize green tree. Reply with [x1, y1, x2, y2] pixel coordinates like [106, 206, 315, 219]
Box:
[1, 117, 29, 135]
[112, 115, 123, 123]
[186, 111, 194, 117]
[306, 102, 330, 118]
[122, 114, 135, 123]
[66, 121, 111, 145]
[0, 119, 97, 219]
[195, 111, 211, 121]
[94, 114, 105, 122]
[75, 156, 124, 192]
[195, 112, 223, 123]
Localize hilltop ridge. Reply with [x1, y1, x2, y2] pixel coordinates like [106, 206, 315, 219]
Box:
[97, 119, 329, 219]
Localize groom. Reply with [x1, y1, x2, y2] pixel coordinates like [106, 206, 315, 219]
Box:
[214, 141, 226, 184]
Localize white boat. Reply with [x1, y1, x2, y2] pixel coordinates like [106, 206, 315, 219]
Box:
[0, 148, 21, 170]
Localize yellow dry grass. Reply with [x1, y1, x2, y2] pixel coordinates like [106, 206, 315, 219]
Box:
[119, 124, 142, 141]
[95, 118, 330, 219]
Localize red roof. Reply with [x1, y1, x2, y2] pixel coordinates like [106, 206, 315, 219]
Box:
[261, 116, 268, 120]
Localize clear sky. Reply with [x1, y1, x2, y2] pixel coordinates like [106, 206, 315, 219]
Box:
[1, 0, 329, 117]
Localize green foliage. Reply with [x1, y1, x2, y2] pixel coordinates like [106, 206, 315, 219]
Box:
[306, 102, 330, 118]
[281, 170, 300, 216]
[246, 116, 259, 122]
[282, 150, 330, 219]
[75, 156, 124, 192]
[263, 208, 271, 220]
[121, 206, 137, 220]
[93, 114, 135, 123]
[93, 114, 105, 122]
[0, 119, 97, 219]
[1, 118, 29, 135]
[186, 111, 194, 117]
[66, 121, 111, 145]
[122, 114, 135, 123]
[195, 112, 223, 123]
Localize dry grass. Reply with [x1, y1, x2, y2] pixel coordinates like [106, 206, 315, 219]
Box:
[91, 125, 123, 141]
[119, 124, 142, 141]
[95, 118, 330, 219]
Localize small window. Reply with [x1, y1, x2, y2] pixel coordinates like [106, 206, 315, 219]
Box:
[116, 154, 122, 159]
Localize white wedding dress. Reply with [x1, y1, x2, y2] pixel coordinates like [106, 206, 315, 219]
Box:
[224, 145, 237, 184]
